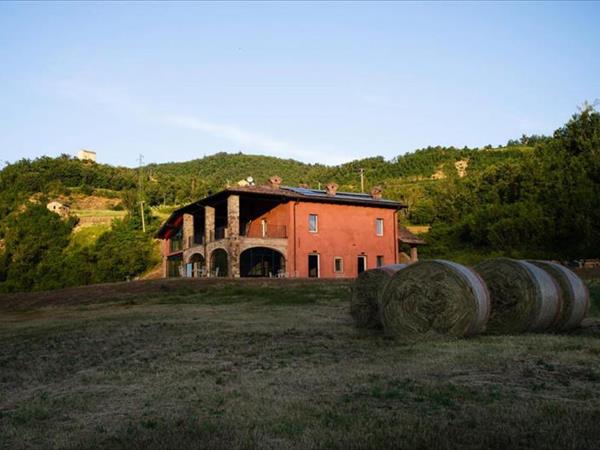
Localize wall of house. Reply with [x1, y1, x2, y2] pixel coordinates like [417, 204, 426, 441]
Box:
[287, 202, 398, 278]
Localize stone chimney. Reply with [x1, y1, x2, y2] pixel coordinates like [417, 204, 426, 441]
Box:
[325, 182, 338, 196]
[371, 186, 383, 199]
[269, 175, 282, 189]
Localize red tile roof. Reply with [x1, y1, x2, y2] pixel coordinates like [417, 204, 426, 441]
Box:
[156, 184, 405, 238]
[398, 226, 426, 245]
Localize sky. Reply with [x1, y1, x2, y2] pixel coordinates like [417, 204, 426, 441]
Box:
[1, 1, 599, 167]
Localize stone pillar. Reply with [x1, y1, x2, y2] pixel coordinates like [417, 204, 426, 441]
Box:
[183, 213, 194, 248]
[227, 195, 240, 238]
[227, 195, 241, 278]
[410, 245, 418, 263]
[205, 206, 215, 243]
[229, 241, 241, 278]
[162, 240, 168, 278]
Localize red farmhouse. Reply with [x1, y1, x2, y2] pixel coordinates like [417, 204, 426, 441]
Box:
[156, 177, 405, 278]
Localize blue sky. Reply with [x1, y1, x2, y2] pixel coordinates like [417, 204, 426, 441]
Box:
[1, 1, 599, 167]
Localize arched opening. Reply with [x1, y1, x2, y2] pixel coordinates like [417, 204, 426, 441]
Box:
[186, 253, 205, 277]
[240, 247, 286, 277]
[210, 249, 228, 277]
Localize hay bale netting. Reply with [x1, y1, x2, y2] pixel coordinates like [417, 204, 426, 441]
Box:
[379, 260, 490, 338]
[529, 260, 590, 330]
[474, 258, 562, 334]
[350, 264, 407, 329]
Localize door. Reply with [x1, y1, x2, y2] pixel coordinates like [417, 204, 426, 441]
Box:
[357, 256, 367, 274]
[308, 254, 319, 278]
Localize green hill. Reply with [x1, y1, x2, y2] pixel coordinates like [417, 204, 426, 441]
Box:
[1, 106, 599, 293]
[0, 145, 531, 222]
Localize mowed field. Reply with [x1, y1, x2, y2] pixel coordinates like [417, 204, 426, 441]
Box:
[1, 278, 600, 450]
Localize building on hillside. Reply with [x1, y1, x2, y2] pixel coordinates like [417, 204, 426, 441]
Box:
[398, 226, 426, 263]
[47, 201, 70, 217]
[77, 149, 96, 162]
[156, 177, 406, 278]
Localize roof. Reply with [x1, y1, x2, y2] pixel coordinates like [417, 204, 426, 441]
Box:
[156, 184, 405, 238]
[398, 226, 426, 245]
[202, 185, 403, 208]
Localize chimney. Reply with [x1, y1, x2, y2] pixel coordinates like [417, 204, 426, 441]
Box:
[269, 175, 282, 189]
[325, 182, 338, 196]
[371, 186, 383, 199]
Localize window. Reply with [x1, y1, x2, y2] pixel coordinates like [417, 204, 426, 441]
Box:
[169, 228, 183, 253]
[167, 255, 183, 277]
[334, 257, 343, 273]
[309, 214, 318, 232]
[376, 218, 384, 236]
[376, 255, 384, 267]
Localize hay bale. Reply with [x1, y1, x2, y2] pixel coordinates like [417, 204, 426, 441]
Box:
[529, 260, 589, 331]
[350, 264, 407, 329]
[474, 258, 562, 334]
[379, 260, 490, 338]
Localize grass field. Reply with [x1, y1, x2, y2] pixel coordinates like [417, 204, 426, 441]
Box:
[71, 209, 127, 218]
[1, 278, 600, 449]
[69, 223, 112, 248]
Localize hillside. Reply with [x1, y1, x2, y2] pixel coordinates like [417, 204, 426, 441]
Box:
[1, 277, 599, 449]
[143, 146, 530, 206]
[0, 144, 531, 216]
[1, 107, 599, 293]
[0, 144, 531, 234]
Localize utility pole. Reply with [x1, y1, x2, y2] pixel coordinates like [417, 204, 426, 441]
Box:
[140, 201, 146, 233]
[358, 168, 365, 193]
[138, 154, 145, 232]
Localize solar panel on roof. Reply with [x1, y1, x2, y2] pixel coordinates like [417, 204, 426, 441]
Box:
[283, 186, 320, 196]
[285, 186, 370, 197]
[336, 193, 371, 199]
[282, 185, 399, 205]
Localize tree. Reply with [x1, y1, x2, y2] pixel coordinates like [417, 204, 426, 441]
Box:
[0, 204, 77, 292]
[92, 218, 158, 283]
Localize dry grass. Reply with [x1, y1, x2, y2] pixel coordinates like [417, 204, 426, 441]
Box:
[1, 278, 600, 449]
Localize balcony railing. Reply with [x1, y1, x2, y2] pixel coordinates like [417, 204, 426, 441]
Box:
[186, 235, 205, 248]
[208, 226, 227, 242]
[244, 224, 287, 239]
[204, 224, 287, 243]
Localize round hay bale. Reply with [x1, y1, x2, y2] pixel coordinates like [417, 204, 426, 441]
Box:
[474, 258, 562, 334]
[379, 260, 490, 339]
[529, 260, 589, 331]
[350, 264, 407, 329]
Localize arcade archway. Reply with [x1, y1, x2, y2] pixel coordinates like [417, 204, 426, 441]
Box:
[240, 247, 285, 277]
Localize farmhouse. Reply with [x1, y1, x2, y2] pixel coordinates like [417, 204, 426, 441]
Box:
[46, 201, 70, 217]
[156, 177, 406, 278]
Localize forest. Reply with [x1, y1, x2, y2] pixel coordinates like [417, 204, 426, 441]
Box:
[0, 106, 598, 292]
